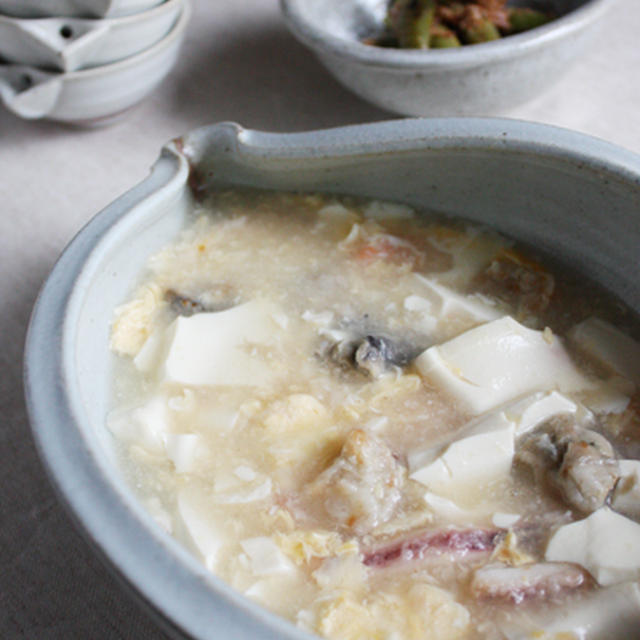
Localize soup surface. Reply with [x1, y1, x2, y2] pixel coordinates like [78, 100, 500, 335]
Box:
[109, 190, 640, 640]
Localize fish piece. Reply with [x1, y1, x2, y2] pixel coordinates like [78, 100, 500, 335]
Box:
[353, 232, 424, 268]
[558, 431, 619, 514]
[304, 429, 405, 535]
[324, 326, 424, 379]
[166, 290, 207, 316]
[611, 459, 640, 520]
[353, 335, 414, 377]
[363, 526, 504, 568]
[470, 562, 594, 604]
[516, 418, 619, 514]
[474, 249, 555, 318]
[165, 286, 236, 317]
[498, 582, 640, 640]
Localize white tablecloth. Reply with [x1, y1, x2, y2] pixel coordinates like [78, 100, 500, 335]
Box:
[2, 1, 639, 637]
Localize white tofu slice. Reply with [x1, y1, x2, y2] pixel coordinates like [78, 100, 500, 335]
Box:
[500, 582, 640, 640]
[409, 412, 515, 492]
[136, 300, 280, 387]
[213, 465, 272, 504]
[416, 316, 593, 415]
[363, 200, 414, 220]
[302, 309, 334, 328]
[133, 328, 166, 372]
[234, 465, 258, 482]
[177, 488, 226, 571]
[317, 203, 356, 219]
[413, 273, 502, 324]
[240, 536, 294, 576]
[244, 578, 298, 606]
[505, 390, 585, 437]
[106, 395, 169, 455]
[569, 317, 640, 389]
[612, 459, 640, 519]
[364, 416, 389, 433]
[163, 433, 201, 474]
[200, 406, 240, 433]
[167, 388, 195, 412]
[214, 478, 272, 504]
[492, 512, 521, 528]
[340, 223, 362, 246]
[582, 383, 631, 415]
[545, 507, 640, 586]
[410, 391, 590, 495]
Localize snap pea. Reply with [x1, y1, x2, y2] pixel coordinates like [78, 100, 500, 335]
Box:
[508, 7, 552, 33]
[462, 19, 501, 44]
[429, 26, 462, 48]
[396, 0, 437, 49]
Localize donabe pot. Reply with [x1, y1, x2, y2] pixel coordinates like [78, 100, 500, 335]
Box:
[24, 118, 640, 639]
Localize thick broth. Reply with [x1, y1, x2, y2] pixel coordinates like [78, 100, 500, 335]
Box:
[109, 190, 640, 640]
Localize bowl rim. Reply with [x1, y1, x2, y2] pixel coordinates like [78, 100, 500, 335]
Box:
[24, 117, 640, 640]
[280, 0, 615, 69]
[54, 0, 188, 79]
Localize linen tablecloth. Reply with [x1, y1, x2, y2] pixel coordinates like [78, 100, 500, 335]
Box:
[2, 1, 639, 637]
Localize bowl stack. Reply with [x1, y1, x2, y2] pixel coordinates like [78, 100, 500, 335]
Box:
[0, 0, 190, 124]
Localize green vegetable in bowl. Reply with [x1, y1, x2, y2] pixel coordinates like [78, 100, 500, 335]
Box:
[369, 0, 554, 48]
[508, 6, 553, 32]
[388, 0, 435, 48]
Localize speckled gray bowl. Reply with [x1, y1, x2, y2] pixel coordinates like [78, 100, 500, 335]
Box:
[280, 0, 616, 116]
[0, 0, 189, 124]
[0, 0, 183, 73]
[24, 118, 640, 639]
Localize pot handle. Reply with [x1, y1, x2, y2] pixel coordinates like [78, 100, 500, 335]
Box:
[16, 19, 111, 72]
[0, 64, 62, 119]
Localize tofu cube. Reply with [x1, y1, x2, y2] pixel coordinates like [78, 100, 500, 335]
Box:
[569, 317, 640, 389]
[409, 412, 515, 492]
[545, 507, 640, 586]
[416, 316, 593, 415]
[136, 300, 280, 387]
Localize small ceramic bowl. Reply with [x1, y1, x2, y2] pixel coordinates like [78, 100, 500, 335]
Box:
[0, 0, 163, 19]
[0, 0, 182, 73]
[280, 0, 615, 116]
[0, 0, 189, 124]
[24, 119, 640, 639]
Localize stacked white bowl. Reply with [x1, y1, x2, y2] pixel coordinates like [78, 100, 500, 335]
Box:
[0, 0, 190, 124]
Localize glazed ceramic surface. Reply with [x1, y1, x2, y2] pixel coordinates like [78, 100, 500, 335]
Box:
[0, 0, 189, 124]
[280, 0, 616, 116]
[0, 0, 163, 19]
[0, 0, 182, 72]
[24, 119, 640, 640]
